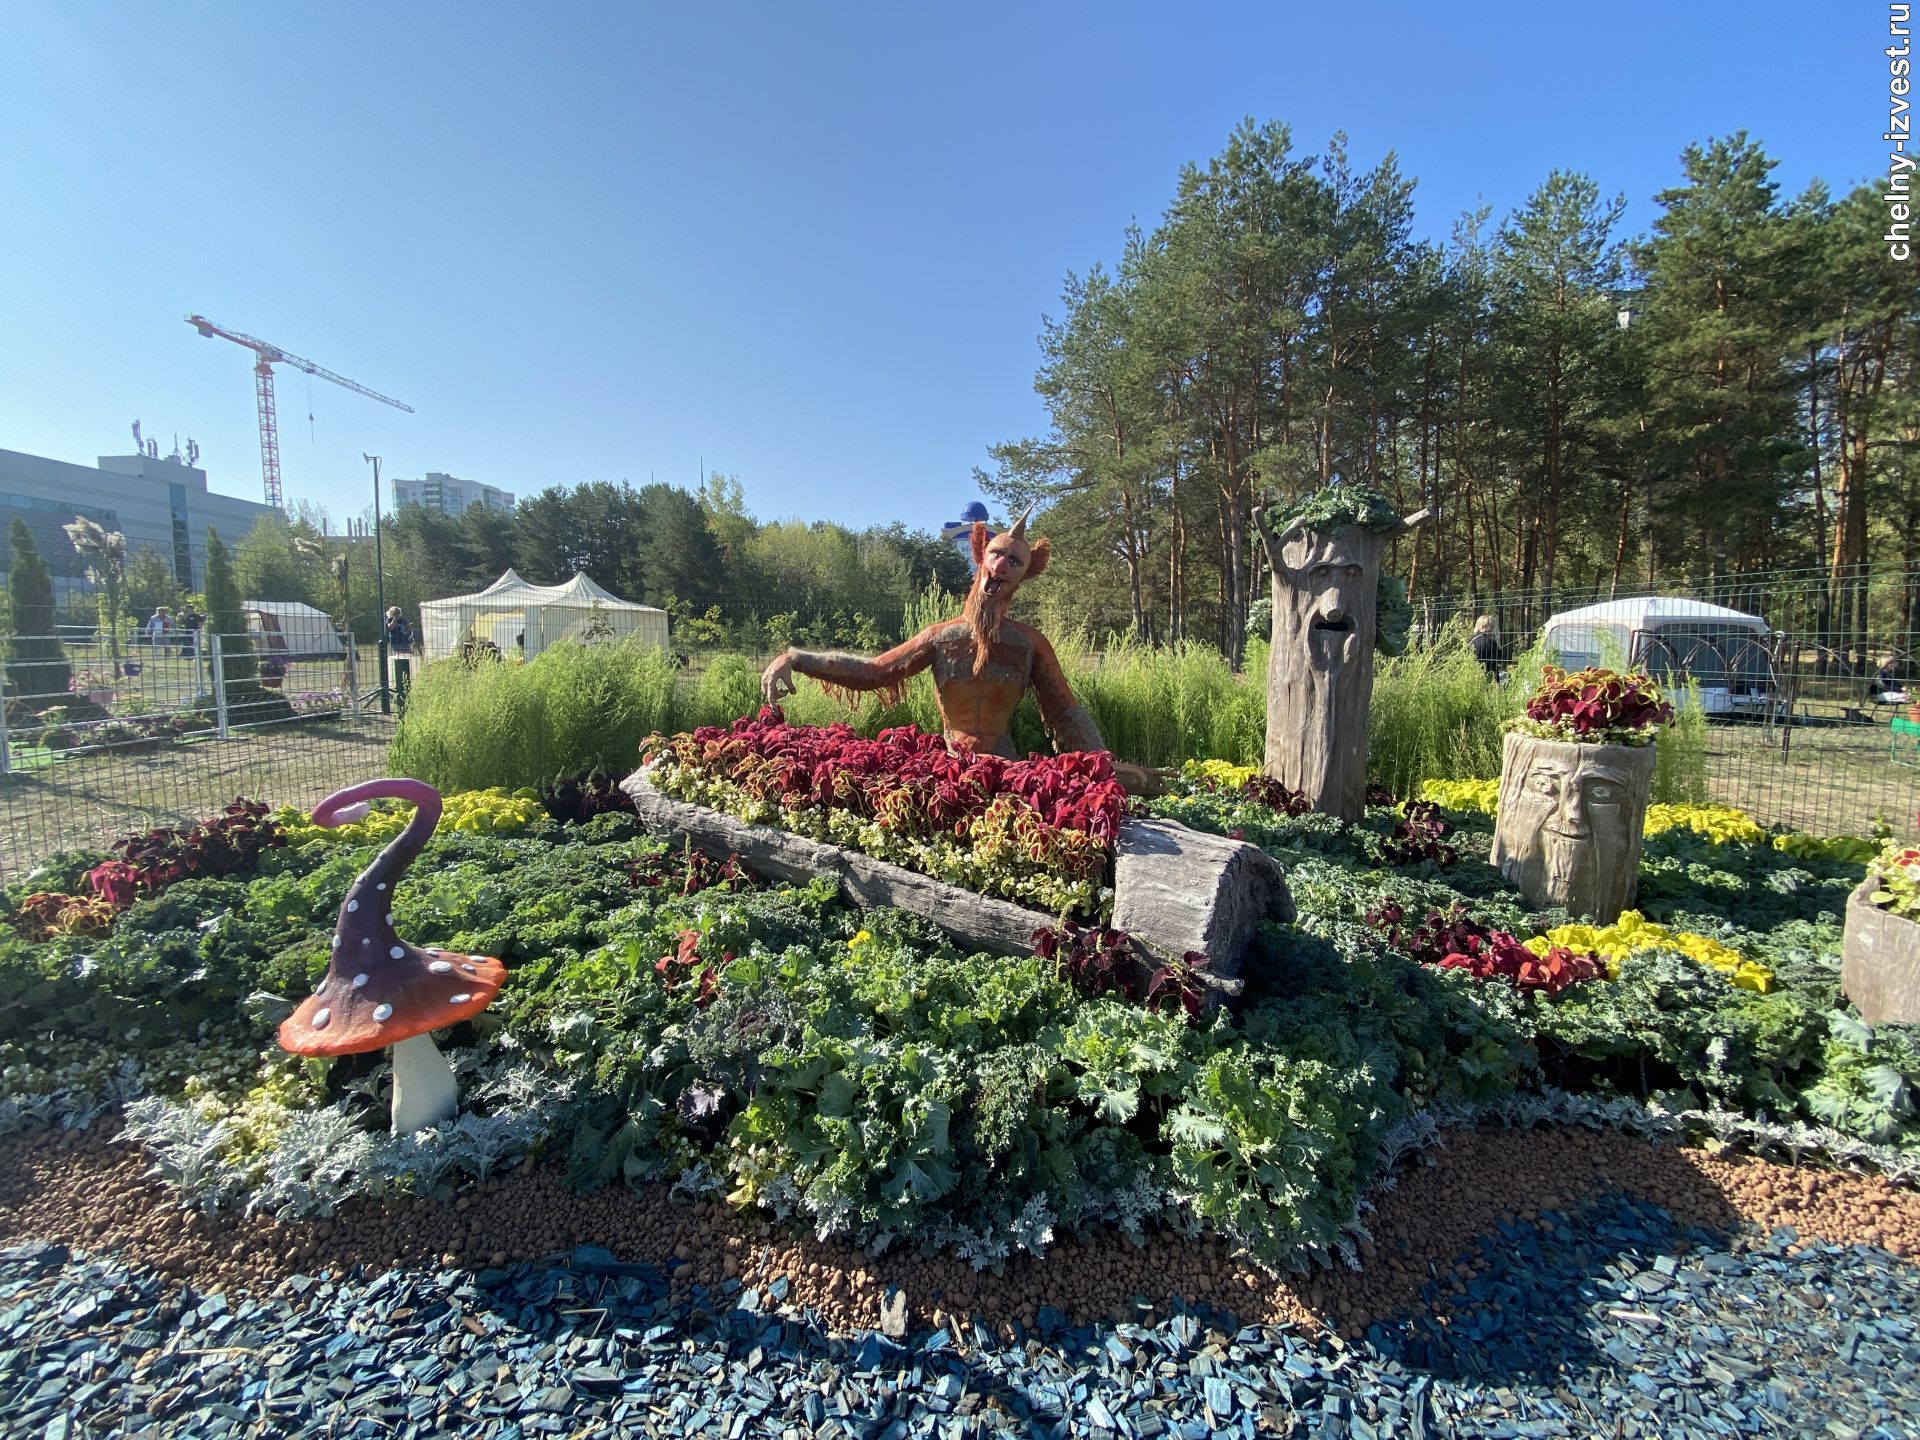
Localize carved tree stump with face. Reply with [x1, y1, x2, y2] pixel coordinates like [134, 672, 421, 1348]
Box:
[1490, 731, 1657, 923]
[1254, 504, 1431, 822]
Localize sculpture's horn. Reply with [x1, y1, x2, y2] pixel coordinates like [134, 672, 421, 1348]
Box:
[1010, 503, 1034, 539]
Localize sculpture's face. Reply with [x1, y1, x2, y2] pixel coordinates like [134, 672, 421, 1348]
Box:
[1504, 749, 1636, 913]
[964, 521, 1051, 675]
[1282, 536, 1368, 675]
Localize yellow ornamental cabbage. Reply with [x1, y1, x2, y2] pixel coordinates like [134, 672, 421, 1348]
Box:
[1526, 910, 1772, 993]
[1182, 758, 1262, 790]
[273, 786, 543, 846]
[1641, 804, 1767, 845]
[1417, 778, 1500, 815]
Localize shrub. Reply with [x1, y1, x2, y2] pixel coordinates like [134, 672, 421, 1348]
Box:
[1366, 624, 1522, 794]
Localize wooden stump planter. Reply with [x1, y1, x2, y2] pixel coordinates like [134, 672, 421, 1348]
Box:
[621, 767, 1294, 1005]
[1489, 731, 1657, 924]
[1842, 874, 1920, 1025]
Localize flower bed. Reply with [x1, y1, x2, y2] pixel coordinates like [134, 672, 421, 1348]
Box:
[3, 747, 1918, 1279]
[641, 709, 1127, 918]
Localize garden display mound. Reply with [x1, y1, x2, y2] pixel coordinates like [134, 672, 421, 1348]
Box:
[621, 766, 1292, 991]
[1843, 873, 1920, 1025]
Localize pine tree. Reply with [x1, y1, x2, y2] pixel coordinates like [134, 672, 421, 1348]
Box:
[6, 518, 71, 709]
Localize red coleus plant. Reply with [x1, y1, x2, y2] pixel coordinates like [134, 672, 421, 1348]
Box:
[1032, 924, 1215, 1021]
[1365, 898, 1598, 996]
[88, 799, 285, 906]
[628, 845, 760, 897]
[1523, 665, 1674, 740]
[646, 708, 1128, 878]
[655, 928, 734, 1007]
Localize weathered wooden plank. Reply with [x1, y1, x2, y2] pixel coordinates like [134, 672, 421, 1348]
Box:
[621, 767, 1287, 999]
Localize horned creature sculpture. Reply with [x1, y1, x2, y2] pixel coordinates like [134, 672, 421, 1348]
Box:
[1252, 494, 1432, 821]
[761, 506, 1106, 760]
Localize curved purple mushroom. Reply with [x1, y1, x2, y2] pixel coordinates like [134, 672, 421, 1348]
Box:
[277, 778, 506, 1133]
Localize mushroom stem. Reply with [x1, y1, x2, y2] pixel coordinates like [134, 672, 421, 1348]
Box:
[388, 1032, 458, 1136]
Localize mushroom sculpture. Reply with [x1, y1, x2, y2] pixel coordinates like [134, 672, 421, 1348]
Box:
[277, 779, 506, 1135]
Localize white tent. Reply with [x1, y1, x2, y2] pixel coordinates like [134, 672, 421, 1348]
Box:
[416, 571, 669, 662]
[1542, 596, 1774, 715]
[243, 600, 346, 660]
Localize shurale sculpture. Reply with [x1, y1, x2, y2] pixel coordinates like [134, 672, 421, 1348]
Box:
[278, 779, 506, 1134]
[1253, 491, 1431, 822]
[761, 506, 1106, 760]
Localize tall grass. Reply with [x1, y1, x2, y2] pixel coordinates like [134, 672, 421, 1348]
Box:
[390, 623, 1716, 802]
[1366, 629, 1523, 793]
[389, 639, 681, 791]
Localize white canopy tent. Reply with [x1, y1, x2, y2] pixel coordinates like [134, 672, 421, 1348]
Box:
[1541, 596, 1774, 715]
[243, 600, 346, 660]
[416, 571, 669, 662]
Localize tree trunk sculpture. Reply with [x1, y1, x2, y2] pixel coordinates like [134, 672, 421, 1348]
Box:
[1253, 503, 1431, 821]
[1489, 731, 1656, 922]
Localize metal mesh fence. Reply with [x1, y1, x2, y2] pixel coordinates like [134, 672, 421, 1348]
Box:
[1417, 565, 1920, 839]
[2, 631, 395, 880]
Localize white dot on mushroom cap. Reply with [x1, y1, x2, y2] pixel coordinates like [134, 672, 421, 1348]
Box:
[391, 945, 404, 959]
[461, 963, 476, 974]
[376, 883, 387, 891]
[361, 938, 371, 947]
[330, 935, 340, 950]
[372, 1003, 393, 1022]
[352, 973, 369, 988]
[347, 900, 359, 913]
[312, 1007, 331, 1029]
[429, 960, 453, 974]
[449, 993, 472, 1004]
[426, 948, 441, 955]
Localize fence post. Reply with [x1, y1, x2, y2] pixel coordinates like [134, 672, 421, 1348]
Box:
[210, 632, 230, 739]
[345, 635, 360, 718]
[0, 679, 10, 778]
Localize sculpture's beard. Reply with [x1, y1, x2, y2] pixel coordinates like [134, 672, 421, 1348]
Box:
[1541, 827, 1602, 913]
[964, 580, 1011, 678]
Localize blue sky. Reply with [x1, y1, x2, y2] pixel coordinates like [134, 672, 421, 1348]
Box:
[0, 2, 1881, 536]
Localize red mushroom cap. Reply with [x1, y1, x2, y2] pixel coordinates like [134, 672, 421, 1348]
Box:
[279, 943, 505, 1058]
[275, 777, 507, 1058]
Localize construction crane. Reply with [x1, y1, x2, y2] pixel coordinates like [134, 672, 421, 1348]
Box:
[185, 314, 414, 508]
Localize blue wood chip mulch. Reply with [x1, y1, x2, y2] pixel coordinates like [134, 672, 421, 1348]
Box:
[3, 1192, 1916, 1439]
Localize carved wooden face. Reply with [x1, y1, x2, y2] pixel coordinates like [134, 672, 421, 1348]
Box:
[1277, 532, 1377, 677]
[1501, 747, 1637, 914]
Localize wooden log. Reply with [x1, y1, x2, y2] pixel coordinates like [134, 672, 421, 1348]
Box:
[621, 768, 1293, 1000]
[1843, 873, 1920, 1025]
[1111, 818, 1294, 984]
[1489, 732, 1656, 923]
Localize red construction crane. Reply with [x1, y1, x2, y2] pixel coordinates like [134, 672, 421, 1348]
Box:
[185, 314, 414, 508]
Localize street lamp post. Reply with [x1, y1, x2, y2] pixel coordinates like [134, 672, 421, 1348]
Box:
[364, 453, 389, 714]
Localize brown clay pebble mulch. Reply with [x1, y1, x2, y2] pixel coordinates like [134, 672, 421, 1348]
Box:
[3, 1120, 1915, 1339]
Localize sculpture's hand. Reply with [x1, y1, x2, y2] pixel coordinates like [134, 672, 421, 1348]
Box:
[761, 651, 797, 704]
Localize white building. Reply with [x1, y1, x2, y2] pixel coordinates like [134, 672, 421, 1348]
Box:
[391, 471, 514, 516]
[0, 444, 277, 605]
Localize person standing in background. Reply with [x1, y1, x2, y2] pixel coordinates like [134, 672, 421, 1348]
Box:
[384, 606, 413, 655]
[1471, 614, 1503, 679]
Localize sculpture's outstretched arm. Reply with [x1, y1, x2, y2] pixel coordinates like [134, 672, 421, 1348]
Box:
[1030, 630, 1106, 754]
[1250, 505, 1304, 572]
[781, 626, 940, 709]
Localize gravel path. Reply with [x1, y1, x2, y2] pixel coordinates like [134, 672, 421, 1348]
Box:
[3, 1122, 1920, 1438]
[3, 1191, 1916, 1440]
